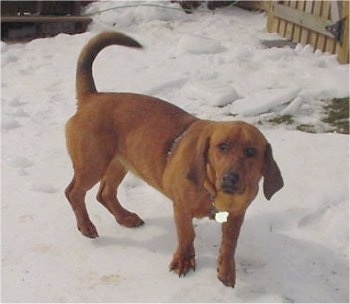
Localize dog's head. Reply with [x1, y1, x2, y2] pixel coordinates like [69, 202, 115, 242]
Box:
[187, 121, 284, 215]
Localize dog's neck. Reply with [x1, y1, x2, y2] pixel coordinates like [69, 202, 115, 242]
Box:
[166, 124, 221, 221]
[167, 127, 191, 158]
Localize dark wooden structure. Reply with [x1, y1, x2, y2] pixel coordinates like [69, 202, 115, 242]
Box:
[1, 1, 92, 41]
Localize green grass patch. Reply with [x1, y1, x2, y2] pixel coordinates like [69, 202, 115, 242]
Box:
[296, 124, 317, 133]
[226, 97, 349, 134]
[322, 97, 349, 134]
[268, 115, 295, 125]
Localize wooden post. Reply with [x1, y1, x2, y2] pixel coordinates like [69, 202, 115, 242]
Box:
[337, 0, 349, 64]
[266, 1, 275, 33]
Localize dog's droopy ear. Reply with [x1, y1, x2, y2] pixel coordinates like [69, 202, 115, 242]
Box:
[263, 143, 284, 200]
[186, 135, 210, 190]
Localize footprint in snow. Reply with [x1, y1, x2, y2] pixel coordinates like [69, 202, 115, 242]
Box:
[1, 54, 18, 67]
[239, 259, 266, 274]
[5, 156, 34, 169]
[12, 108, 30, 118]
[31, 182, 58, 194]
[99, 274, 121, 285]
[297, 206, 329, 228]
[1, 116, 21, 130]
[8, 96, 28, 108]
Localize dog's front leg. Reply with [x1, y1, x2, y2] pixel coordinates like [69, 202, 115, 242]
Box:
[217, 213, 245, 287]
[169, 208, 196, 277]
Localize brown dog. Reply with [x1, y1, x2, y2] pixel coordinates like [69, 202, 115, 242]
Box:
[65, 32, 284, 287]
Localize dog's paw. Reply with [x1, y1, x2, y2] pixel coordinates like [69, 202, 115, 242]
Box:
[169, 253, 196, 277]
[217, 260, 236, 287]
[116, 212, 144, 228]
[78, 222, 99, 238]
[217, 271, 235, 287]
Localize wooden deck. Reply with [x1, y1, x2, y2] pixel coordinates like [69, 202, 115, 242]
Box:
[1, 15, 92, 41]
[1, 15, 92, 24]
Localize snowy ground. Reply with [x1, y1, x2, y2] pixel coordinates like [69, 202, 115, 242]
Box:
[1, 1, 349, 302]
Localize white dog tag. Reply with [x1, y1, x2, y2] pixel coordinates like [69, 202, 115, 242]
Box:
[215, 211, 229, 223]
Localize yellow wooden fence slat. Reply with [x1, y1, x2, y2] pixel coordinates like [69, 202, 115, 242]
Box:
[292, 1, 305, 43]
[299, 1, 313, 45]
[311, 0, 323, 51]
[336, 1, 349, 64]
[285, 1, 297, 40]
[318, 2, 331, 52]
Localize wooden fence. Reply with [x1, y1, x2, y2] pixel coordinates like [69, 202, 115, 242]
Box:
[267, 1, 349, 64]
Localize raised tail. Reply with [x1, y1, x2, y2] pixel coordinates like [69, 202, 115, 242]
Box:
[76, 32, 142, 102]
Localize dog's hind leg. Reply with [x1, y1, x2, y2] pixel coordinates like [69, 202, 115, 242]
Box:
[65, 118, 116, 238]
[97, 158, 144, 228]
[65, 172, 101, 238]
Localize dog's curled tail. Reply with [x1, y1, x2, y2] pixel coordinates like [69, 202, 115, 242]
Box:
[76, 31, 142, 101]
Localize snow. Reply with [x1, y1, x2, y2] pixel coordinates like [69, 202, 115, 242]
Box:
[183, 74, 240, 107]
[1, 1, 349, 302]
[177, 33, 226, 54]
[228, 86, 300, 116]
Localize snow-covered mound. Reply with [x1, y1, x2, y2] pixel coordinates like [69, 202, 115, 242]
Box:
[228, 87, 300, 116]
[177, 33, 226, 54]
[184, 74, 240, 107]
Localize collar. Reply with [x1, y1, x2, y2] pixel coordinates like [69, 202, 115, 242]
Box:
[167, 126, 191, 158]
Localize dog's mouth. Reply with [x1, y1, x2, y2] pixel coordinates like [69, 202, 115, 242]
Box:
[221, 184, 240, 195]
[220, 180, 245, 195]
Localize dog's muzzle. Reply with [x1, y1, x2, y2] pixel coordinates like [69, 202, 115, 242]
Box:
[221, 171, 241, 194]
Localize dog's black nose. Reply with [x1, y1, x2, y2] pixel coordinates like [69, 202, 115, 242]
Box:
[223, 171, 240, 185]
[221, 171, 240, 194]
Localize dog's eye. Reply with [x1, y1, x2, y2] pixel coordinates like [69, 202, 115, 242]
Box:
[217, 143, 230, 153]
[244, 147, 257, 158]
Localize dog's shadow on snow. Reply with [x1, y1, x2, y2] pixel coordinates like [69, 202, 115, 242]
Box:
[90, 207, 348, 302]
[91, 215, 178, 253]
